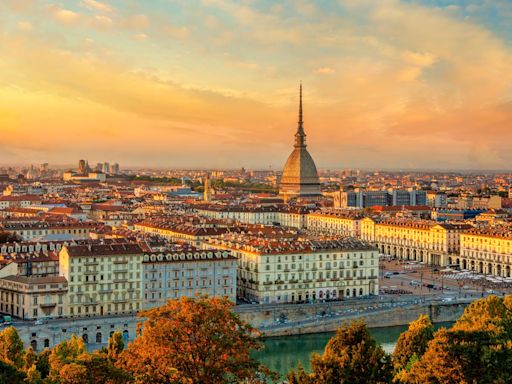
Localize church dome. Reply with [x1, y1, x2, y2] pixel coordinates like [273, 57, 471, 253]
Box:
[279, 84, 321, 199]
[281, 147, 319, 186]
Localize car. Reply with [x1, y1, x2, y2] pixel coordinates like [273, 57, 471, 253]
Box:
[392, 271, 400, 275]
[442, 297, 454, 302]
[384, 275, 391, 279]
[34, 319, 47, 325]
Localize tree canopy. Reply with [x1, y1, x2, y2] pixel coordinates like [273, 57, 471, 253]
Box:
[119, 296, 273, 384]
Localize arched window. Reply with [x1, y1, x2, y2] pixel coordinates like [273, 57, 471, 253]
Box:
[96, 332, 102, 343]
[44, 339, 50, 348]
[82, 334, 89, 344]
[30, 340, 37, 351]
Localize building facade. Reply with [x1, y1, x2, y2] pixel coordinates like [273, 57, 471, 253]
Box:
[0, 275, 68, 320]
[59, 243, 144, 317]
[361, 217, 472, 266]
[142, 249, 236, 309]
[208, 235, 378, 304]
[458, 229, 512, 277]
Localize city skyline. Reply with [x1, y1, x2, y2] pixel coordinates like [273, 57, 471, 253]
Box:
[1, 0, 512, 170]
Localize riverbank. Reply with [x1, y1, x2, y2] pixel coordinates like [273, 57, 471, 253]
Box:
[237, 296, 471, 337]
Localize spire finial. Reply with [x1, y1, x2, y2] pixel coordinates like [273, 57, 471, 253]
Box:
[295, 82, 306, 147]
[299, 82, 303, 127]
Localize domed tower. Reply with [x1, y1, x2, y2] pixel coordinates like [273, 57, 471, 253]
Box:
[279, 84, 321, 201]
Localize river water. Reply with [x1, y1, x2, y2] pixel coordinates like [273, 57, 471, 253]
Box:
[253, 322, 452, 378]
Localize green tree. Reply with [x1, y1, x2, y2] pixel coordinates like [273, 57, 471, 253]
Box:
[107, 331, 124, 362]
[289, 321, 392, 384]
[119, 296, 273, 384]
[0, 359, 25, 384]
[48, 335, 87, 379]
[0, 326, 25, 368]
[392, 314, 433, 371]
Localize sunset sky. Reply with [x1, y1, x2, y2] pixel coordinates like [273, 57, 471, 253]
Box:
[0, 0, 511, 170]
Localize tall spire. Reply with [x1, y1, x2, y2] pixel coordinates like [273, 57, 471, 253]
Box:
[295, 82, 306, 148]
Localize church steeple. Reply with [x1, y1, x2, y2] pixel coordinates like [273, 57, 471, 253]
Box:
[295, 83, 306, 148]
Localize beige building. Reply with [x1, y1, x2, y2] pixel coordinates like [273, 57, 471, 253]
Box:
[306, 210, 362, 237]
[2, 222, 96, 241]
[59, 242, 143, 317]
[361, 217, 472, 266]
[459, 229, 512, 277]
[208, 235, 378, 304]
[0, 275, 68, 320]
[134, 220, 228, 247]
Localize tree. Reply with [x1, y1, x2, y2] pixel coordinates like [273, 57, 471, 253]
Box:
[392, 314, 433, 371]
[289, 321, 393, 384]
[0, 326, 25, 368]
[119, 296, 272, 384]
[47, 335, 130, 384]
[0, 359, 24, 384]
[48, 335, 87, 380]
[107, 331, 124, 362]
[401, 296, 512, 384]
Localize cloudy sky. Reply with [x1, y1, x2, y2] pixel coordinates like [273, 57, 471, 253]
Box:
[0, 0, 511, 170]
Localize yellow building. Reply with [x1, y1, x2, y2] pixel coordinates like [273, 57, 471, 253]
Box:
[459, 229, 512, 277]
[0, 275, 68, 320]
[361, 217, 472, 266]
[59, 242, 143, 317]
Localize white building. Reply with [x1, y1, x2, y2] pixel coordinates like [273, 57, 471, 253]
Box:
[207, 235, 379, 304]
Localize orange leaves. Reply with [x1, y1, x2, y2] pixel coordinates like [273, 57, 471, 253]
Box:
[118, 296, 270, 384]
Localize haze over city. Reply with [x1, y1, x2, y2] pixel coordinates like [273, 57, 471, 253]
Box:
[1, 0, 512, 169]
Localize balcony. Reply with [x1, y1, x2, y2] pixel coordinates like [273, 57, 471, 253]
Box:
[114, 269, 129, 274]
[263, 281, 273, 285]
[40, 303, 56, 308]
[112, 299, 128, 303]
[113, 260, 128, 264]
[289, 279, 298, 284]
[317, 278, 326, 282]
[275, 280, 284, 285]
[99, 288, 113, 293]
[345, 277, 353, 280]
[113, 278, 128, 283]
[84, 261, 98, 266]
[84, 270, 97, 275]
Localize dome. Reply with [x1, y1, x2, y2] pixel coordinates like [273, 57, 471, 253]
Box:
[279, 84, 321, 199]
[281, 147, 320, 185]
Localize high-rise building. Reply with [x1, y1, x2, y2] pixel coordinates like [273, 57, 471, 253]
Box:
[111, 163, 120, 175]
[279, 84, 321, 201]
[78, 160, 87, 174]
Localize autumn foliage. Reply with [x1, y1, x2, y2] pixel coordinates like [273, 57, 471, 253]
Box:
[2, 295, 512, 384]
[118, 296, 272, 384]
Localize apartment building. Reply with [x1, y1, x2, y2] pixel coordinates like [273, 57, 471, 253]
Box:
[0, 275, 68, 320]
[306, 210, 362, 237]
[2, 221, 97, 241]
[59, 242, 144, 317]
[459, 228, 512, 277]
[142, 248, 236, 309]
[361, 217, 472, 266]
[207, 235, 378, 304]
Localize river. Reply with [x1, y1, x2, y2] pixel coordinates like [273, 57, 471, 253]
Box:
[253, 322, 452, 378]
